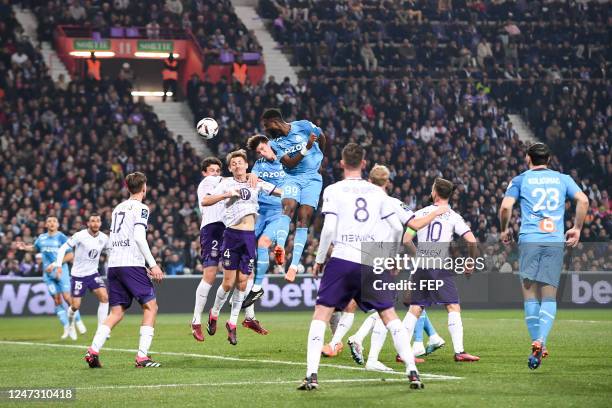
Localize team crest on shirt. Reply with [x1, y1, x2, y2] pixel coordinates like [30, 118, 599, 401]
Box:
[295, 135, 303, 142]
[141, 209, 149, 219]
[239, 188, 251, 200]
[88, 249, 99, 259]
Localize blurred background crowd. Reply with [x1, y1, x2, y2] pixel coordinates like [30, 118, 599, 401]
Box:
[1, 0, 609, 277]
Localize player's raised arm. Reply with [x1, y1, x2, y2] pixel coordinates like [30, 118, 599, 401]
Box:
[201, 180, 237, 206]
[407, 205, 450, 231]
[14, 241, 35, 252]
[54, 239, 76, 278]
[277, 134, 317, 169]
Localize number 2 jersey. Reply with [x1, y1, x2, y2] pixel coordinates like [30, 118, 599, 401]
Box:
[108, 199, 150, 268]
[505, 168, 581, 243]
[197, 175, 224, 228]
[321, 178, 398, 263]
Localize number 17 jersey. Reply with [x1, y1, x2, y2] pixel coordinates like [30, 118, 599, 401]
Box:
[505, 168, 581, 243]
[108, 199, 150, 267]
[321, 178, 396, 263]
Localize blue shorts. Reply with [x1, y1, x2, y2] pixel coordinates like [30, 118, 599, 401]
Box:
[43, 268, 71, 296]
[255, 207, 282, 242]
[519, 243, 565, 287]
[281, 175, 322, 208]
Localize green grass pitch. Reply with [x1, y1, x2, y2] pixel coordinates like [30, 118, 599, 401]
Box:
[1, 309, 611, 407]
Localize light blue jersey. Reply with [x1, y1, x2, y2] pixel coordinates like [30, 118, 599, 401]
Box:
[269, 120, 323, 179]
[253, 157, 284, 240]
[252, 157, 284, 211]
[505, 168, 582, 243]
[268, 120, 324, 208]
[34, 232, 71, 295]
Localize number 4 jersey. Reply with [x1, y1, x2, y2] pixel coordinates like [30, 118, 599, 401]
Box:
[108, 199, 151, 267]
[505, 168, 582, 243]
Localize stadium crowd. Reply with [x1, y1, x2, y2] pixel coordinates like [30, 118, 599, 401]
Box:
[30, 0, 262, 65]
[1, 1, 610, 277]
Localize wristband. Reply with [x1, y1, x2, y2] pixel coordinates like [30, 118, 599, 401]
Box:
[300, 146, 311, 156]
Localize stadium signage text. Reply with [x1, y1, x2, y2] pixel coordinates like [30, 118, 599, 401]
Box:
[73, 39, 111, 50]
[137, 41, 174, 52]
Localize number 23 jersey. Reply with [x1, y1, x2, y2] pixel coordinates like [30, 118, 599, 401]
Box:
[321, 178, 397, 263]
[505, 168, 581, 243]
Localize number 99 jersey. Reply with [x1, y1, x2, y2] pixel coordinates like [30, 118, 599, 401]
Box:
[505, 169, 582, 243]
[321, 178, 397, 263]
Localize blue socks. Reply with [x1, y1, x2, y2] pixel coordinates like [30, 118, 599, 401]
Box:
[276, 215, 291, 248]
[55, 304, 68, 327]
[538, 298, 557, 345]
[291, 227, 308, 267]
[255, 247, 269, 286]
[413, 314, 425, 342]
[422, 310, 437, 337]
[524, 299, 540, 341]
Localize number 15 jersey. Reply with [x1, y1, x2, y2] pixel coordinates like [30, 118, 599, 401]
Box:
[505, 168, 581, 243]
[321, 178, 397, 263]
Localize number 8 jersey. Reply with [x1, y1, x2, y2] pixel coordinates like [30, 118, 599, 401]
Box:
[320, 178, 397, 263]
[108, 199, 151, 267]
[505, 168, 582, 243]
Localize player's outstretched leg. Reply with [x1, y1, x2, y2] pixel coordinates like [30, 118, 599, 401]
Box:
[365, 318, 393, 372]
[447, 305, 480, 362]
[242, 247, 269, 309]
[348, 312, 378, 365]
[242, 278, 269, 335]
[274, 214, 291, 265]
[135, 300, 161, 368]
[208, 281, 232, 336]
[85, 305, 124, 368]
[422, 311, 445, 355]
[381, 308, 423, 390]
[322, 311, 353, 357]
[227, 289, 246, 345]
[412, 312, 426, 357]
[298, 317, 327, 391]
[192, 265, 216, 342]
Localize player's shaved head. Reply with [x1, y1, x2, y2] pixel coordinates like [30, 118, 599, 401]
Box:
[201, 157, 222, 173]
[527, 142, 551, 166]
[341, 143, 365, 169]
[369, 164, 391, 187]
[126, 172, 147, 194]
[261, 108, 283, 122]
[433, 177, 454, 200]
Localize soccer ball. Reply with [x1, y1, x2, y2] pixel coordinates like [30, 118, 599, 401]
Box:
[196, 117, 219, 139]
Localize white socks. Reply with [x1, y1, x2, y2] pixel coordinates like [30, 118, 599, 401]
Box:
[192, 280, 212, 324]
[367, 318, 387, 363]
[229, 290, 246, 326]
[252, 283, 262, 291]
[137, 326, 154, 358]
[403, 312, 418, 339]
[211, 285, 230, 317]
[245, 304, 255, 320]
[448, 311, 464, 354]
[306, 320, 326, 376]
[330, 312, 354, 347]
[90, 324, 111, 353]
[97, 303, 109, 327]
[352, 312, 378, 344]
[387, 319, 417, 372]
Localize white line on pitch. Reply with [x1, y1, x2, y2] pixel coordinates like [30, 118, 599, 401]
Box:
[462, 318, 611, 324]
[0, 340, 462, 381]
[75, 378, 410, 391]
